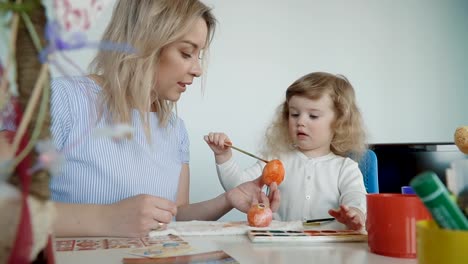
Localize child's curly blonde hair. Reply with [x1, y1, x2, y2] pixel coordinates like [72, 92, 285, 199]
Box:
[261, 72, 367, 161]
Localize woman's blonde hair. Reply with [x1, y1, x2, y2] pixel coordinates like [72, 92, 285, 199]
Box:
[89, 0, 216, 131]
[262, 72, 367, 161]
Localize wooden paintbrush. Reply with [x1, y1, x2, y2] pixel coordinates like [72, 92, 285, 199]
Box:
[224, 142, 269, 164]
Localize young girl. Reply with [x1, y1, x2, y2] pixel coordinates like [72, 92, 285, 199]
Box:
[205, 72, 367, 230]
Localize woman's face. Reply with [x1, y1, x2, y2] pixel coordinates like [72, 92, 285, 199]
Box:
[155, 18, 208, 102]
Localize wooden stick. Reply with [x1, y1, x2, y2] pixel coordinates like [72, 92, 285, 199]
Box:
[11, 63, 49, 155]
[225, 142, 269, 163]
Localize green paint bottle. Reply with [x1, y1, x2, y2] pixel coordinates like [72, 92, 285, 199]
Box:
[410, 171, 468, 230]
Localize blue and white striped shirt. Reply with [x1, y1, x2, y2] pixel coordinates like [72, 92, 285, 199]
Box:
[50, 76, 189, 204]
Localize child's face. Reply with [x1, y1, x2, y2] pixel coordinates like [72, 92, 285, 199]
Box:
[155, 18, 207, 102]
[287, 95, 335, 157]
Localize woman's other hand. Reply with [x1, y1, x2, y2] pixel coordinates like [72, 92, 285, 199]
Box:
[226, 176, 280, 213]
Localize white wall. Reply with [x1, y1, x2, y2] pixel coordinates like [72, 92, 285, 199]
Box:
[44, 0, 468, 220]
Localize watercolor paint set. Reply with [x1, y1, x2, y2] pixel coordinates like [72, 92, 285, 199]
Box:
[247, 229, 367, 243]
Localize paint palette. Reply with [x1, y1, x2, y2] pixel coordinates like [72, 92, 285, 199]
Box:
[247, 229, 367, 243]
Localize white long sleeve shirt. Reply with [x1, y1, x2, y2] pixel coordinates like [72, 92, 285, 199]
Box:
[216, 150, 367, 225]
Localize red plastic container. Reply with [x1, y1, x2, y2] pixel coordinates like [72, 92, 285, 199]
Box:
[366, 193, 432, 258]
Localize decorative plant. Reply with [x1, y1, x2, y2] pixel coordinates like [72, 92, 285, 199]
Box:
[1, 0, 114, 262]
[1, 0, 55, 263]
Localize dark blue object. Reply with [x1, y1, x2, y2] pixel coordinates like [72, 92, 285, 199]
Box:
[401, 186, 415, 194]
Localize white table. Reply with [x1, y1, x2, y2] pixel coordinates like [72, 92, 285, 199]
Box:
[55, 235, 418, 264]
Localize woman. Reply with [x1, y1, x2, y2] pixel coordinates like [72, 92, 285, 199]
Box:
[50, 0, 280, 237]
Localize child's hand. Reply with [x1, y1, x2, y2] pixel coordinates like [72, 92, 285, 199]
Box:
[328, 205, 365, 231]
[204, 132, 232, 164]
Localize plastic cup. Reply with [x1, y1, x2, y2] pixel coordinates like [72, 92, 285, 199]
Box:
[366, 193, 432, 258]
[417, 220, 468, 264]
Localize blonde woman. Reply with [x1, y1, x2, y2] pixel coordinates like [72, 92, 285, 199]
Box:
[50, 0, 280, 237]
[205, 72, 367, 230]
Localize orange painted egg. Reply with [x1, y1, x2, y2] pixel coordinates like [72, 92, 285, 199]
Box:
[247, 203, 273, 227]
[261, 159, 285, 186]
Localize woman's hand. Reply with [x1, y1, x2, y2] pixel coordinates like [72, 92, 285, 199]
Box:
[204, 132, 232, 164]
[226, 176, 280, 213]
[107, 194, 177, 237]
[328, 205, 365, 231]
